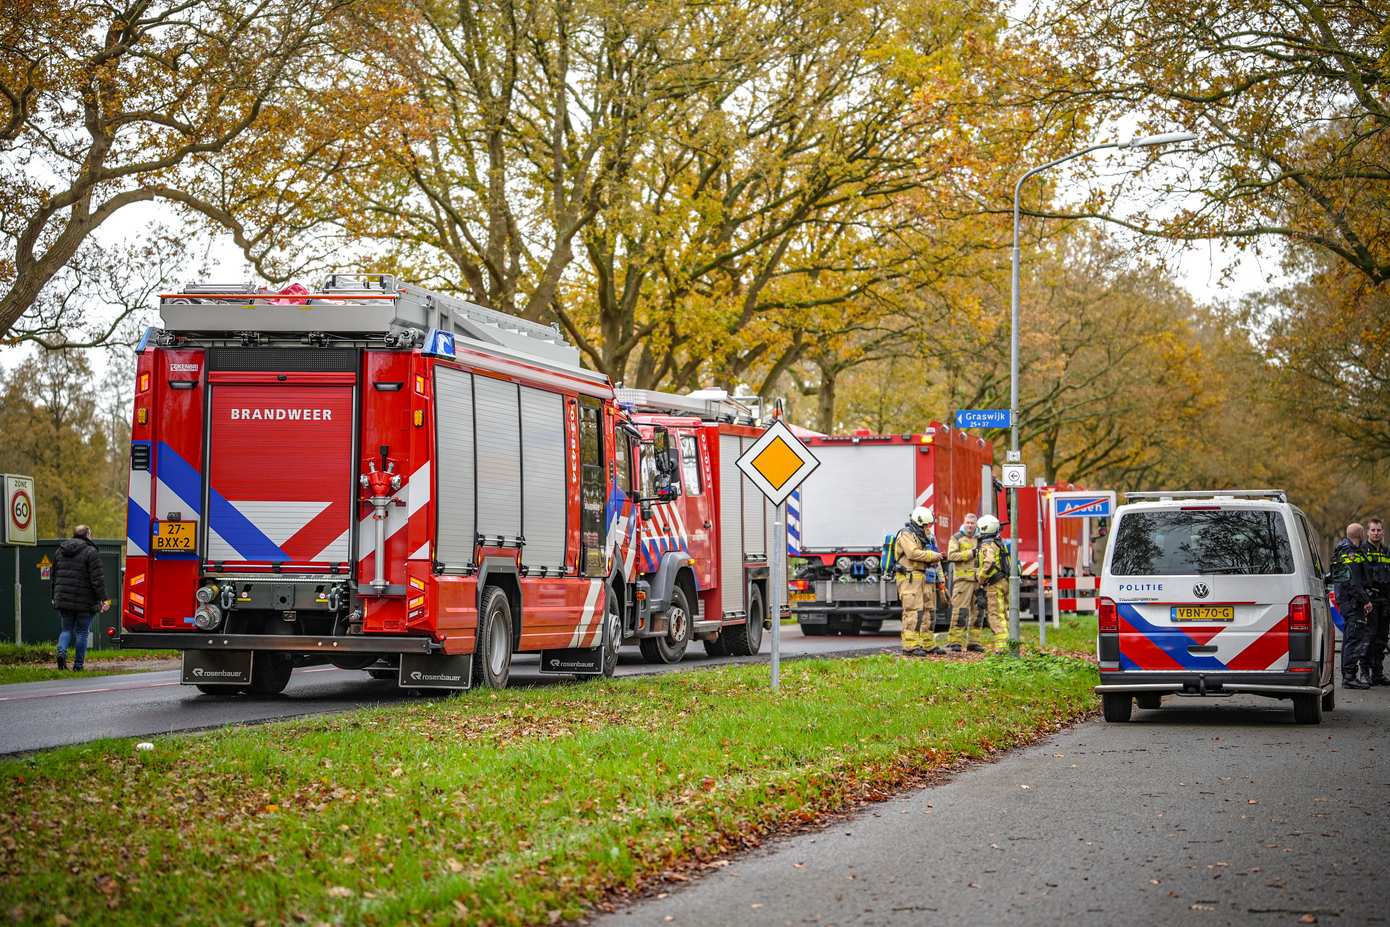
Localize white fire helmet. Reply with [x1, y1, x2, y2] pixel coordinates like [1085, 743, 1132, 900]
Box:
[911, 506, 932, 527]
[977, 514, 1001, 536]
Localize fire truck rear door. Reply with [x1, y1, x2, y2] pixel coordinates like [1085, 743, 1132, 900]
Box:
[204, 370, 357, 569]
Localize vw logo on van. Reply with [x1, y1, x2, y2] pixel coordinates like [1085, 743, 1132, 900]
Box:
[1192, 582, 1210, 599]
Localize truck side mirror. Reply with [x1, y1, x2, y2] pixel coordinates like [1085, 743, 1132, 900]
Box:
[653, 429, 674, 475]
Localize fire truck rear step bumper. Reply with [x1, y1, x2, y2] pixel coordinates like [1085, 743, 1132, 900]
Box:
[120, 633, 436, 654]
[794, 606, 899, 617]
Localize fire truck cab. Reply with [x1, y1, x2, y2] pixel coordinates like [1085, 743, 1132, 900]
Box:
[119, 275, 669, 693]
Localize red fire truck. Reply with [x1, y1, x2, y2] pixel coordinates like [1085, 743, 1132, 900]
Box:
[997, 483, 1101, 618]
[615, 388, 775, 662]
[789, 427, 993, 635]
[118, 275, 681, 693]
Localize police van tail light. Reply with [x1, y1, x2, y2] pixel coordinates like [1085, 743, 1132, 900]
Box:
[1097, 597, 1119, 633]
[1288, 594, 1312, 633]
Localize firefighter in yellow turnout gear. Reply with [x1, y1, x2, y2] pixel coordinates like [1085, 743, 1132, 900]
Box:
[894, 507, 945, 656]
[974, 515, 1009, 653]
[945, 514, 980, 652]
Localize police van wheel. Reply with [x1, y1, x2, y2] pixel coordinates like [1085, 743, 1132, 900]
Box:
[1321, 687, 1336, 712]
[473, 587, 513, 689]
[640, 584, 692, 664]
[703, 635, 729, 657]
[1293, 692, 1324, 725]
[1101, 693, 1132, 723]
[725, 586, 764, 656]
[1135, 693, 1163, 710]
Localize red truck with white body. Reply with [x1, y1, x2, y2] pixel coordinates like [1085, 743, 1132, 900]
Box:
[789, 427, 994, 635]
[119, 275, 681, 692]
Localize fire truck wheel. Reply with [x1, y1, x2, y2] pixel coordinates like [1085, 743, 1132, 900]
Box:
[640, 584, 692, 664]
[473, 586, 514, 689]
[725, 585, 764, 656]
[367, 668, 397, 681]
[194, 685, 236, 696]
[801, 624, 830, 636]
[247, 652, 294, 695]
[600, 588, 621, 678]
[703, 635, 730, 657]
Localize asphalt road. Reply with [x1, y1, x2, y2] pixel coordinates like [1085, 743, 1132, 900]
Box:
[0, 625, 893, 755]
[602, 688, 1390, 927]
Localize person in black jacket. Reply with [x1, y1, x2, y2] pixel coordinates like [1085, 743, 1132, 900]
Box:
[1331, 523, 1373, 689]
[51, 525, 108, 671]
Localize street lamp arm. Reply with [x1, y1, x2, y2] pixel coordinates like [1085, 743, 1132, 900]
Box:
[1013, 142, 1122, 235]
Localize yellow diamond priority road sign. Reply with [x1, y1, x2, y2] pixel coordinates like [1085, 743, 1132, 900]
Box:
[735, 420, 819, 506]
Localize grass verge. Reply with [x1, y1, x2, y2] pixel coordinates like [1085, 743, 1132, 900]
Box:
[1021, 613, 1097, 656]
[0, 651, 1095, 926]
[0, 644, 176, 685]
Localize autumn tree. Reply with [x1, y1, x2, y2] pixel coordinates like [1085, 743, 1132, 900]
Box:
[823, 232, 1215, 483]
[0, 0, 391, 341]
[0, 349, 128, 536]
[1031, 0, 1390, 285]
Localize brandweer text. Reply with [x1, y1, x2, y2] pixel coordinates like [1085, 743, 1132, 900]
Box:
[230, 408, 333, 421]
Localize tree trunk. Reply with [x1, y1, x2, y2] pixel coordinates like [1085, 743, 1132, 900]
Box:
[816, 367, 838, 434]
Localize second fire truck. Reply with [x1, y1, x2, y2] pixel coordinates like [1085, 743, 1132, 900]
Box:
[617, 388, 775, 662]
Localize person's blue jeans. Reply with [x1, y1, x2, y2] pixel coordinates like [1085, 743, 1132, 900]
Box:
[57, 610, 94, 668]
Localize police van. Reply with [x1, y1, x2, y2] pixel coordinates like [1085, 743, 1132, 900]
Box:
[1095, 490, 1336, 724]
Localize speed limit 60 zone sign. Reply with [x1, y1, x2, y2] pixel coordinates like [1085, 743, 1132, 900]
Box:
[4, 474, 36, 546]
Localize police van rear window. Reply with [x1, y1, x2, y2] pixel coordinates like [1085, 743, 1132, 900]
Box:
[1110, 509, 1295, 576]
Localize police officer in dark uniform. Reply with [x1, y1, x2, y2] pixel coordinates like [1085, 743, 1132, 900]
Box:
[1363, 517, 1390, 686]
[1332, 523, 1374, 689]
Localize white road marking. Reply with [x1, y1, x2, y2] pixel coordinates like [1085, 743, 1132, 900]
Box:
[0, 665, 341, 702]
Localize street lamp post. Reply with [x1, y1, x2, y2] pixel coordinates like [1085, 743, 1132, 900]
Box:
[1006, 131, 1196, 652]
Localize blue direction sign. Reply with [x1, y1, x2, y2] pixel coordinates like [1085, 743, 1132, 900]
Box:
[1056, 495, 1113, 518]
[954, 409, 1011, 429]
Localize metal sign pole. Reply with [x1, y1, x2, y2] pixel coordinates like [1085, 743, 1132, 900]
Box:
[771, 501, 785, 691]
[13, 547, 20, 646]
[1049, 494, 1061, 628]
[1036, 486, 1047, 647]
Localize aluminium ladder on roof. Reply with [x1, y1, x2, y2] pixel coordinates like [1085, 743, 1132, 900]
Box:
[614, 387, 762, 425]
[158, 273, 579, 368]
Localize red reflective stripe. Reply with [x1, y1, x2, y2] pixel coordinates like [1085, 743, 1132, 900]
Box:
[1224, 617, 1291, 670]
[1118, 615, 1185, 671]
[1181, 626, 1225, 646]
